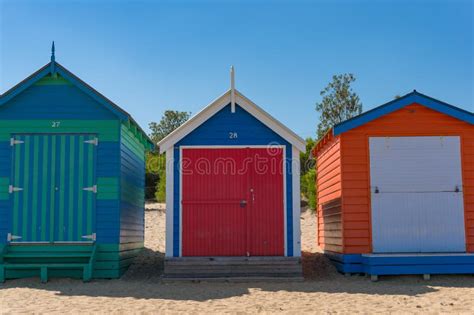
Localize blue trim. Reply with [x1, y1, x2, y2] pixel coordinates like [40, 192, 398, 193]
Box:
[285, 148, 293, 257]
[334, 91, 474, 136]
[0, 64, 51, 105]
[173, 147, 180, 257]
[55, 66, 128, 121]
[326, 252, 474, 275]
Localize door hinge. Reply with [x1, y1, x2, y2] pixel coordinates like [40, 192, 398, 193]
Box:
[7, 233, 22, 241]
[10, 138, 24, 146]
[83, 185, 97, 193]
[81, 233, 96, 241]
[84, 138, 99, 146]
[8, 185, 23, 193]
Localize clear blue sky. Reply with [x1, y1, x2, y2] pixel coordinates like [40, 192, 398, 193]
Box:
[1, 0, 472, 139]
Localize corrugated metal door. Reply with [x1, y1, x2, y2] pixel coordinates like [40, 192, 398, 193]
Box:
[9, 134, 97, 243]
[181, 147, 284, 256]
[369, 136, 465, 253]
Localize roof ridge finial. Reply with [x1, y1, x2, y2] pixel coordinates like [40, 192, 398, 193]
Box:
[50, 41, 57, 76]
[51, 41, 55, 62]
[230, 66, 235, 113]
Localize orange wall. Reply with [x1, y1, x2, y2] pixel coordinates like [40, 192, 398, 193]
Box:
[315, 135, 343, 253]
[340, 103, 474, 254]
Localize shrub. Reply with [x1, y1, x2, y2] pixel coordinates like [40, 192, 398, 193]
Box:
[301, 169, 317, 211]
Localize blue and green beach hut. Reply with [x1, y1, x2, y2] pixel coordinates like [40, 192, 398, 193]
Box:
[0, 45, 153, 282]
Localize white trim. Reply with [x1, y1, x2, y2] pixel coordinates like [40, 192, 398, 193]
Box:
[180, 145, 284, 149]
[292, 146, 302, 257]
[230, 66, 236, 113]
[158, 89, 306, 153]
[178, 145, 288, 257]
[165, 148, 174, 257]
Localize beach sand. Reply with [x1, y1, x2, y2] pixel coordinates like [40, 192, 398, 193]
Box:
[1, 204, 474, 314]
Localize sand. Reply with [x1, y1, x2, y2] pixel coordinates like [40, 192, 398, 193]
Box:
[1, 204, 474, 314]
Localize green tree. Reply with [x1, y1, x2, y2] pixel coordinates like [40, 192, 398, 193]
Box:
[300, 137, 315, 175]
[316, 73, 362, 139]
[302, 169, 316, 210]
[147, 110, 190, 202]
[300, 138, 317, 211]
[149, 110, 191, 144]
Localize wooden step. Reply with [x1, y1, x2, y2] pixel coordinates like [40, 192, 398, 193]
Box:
[164, 256, 303, 279]
[162, 276, 304, 282]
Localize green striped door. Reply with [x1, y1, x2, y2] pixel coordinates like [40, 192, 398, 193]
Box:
[9, 134, 97, 243]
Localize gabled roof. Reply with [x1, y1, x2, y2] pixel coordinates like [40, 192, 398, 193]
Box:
[333, 90, 473, 136]
[158, 89, 306, 152]
[0, 61, 154, 149]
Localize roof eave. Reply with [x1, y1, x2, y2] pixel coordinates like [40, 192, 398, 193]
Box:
[333, 91, 474, 136]
[158, 89, 306, 153]
[0, 61, 154, 149]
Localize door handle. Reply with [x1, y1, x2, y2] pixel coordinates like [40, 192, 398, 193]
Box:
[240, 200, 247, 208]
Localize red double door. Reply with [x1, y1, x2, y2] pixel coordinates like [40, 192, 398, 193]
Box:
[181, 147, 284, 256]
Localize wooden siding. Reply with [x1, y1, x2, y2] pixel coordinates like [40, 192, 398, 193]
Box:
[340, 103, 474, 253]
[118, 124, 146, 267]
[315, 135, 343, 253]
[0, 75, 116, 120]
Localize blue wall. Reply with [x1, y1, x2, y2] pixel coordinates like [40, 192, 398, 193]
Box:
[0, 79, 116, 120]
[119, 125, 146, 245]
[96, 142, 121, 244]
[0, 75, 123, 245]
[173, 103, 293, 256]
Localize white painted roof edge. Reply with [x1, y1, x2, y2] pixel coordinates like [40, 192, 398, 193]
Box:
[158, 89, 306, 153]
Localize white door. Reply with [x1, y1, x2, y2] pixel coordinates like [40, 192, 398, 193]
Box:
[369, 136, 465, 253]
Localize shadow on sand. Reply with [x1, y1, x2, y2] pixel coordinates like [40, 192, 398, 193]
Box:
[2, 248, 474, 301]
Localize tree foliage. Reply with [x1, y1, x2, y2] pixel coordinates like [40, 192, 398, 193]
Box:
[302, 169, 316, 210]
[300, 137, 315, 175]
[300, 137, 317, 211]
[316, 73, 362, 139]
[147, 110, 190, 202]
[149, 110, 191, 144]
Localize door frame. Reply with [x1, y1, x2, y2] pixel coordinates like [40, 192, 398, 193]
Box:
[179, 145, 287, 257]
[8, 133, 98, 244]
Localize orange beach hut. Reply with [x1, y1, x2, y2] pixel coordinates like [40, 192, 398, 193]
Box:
[313, 90, 474, 280]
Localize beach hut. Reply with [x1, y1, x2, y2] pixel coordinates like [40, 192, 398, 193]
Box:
[0, 44, 153, 282]
[158, 68, 305, 279]
[313, 91, 474, 280]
